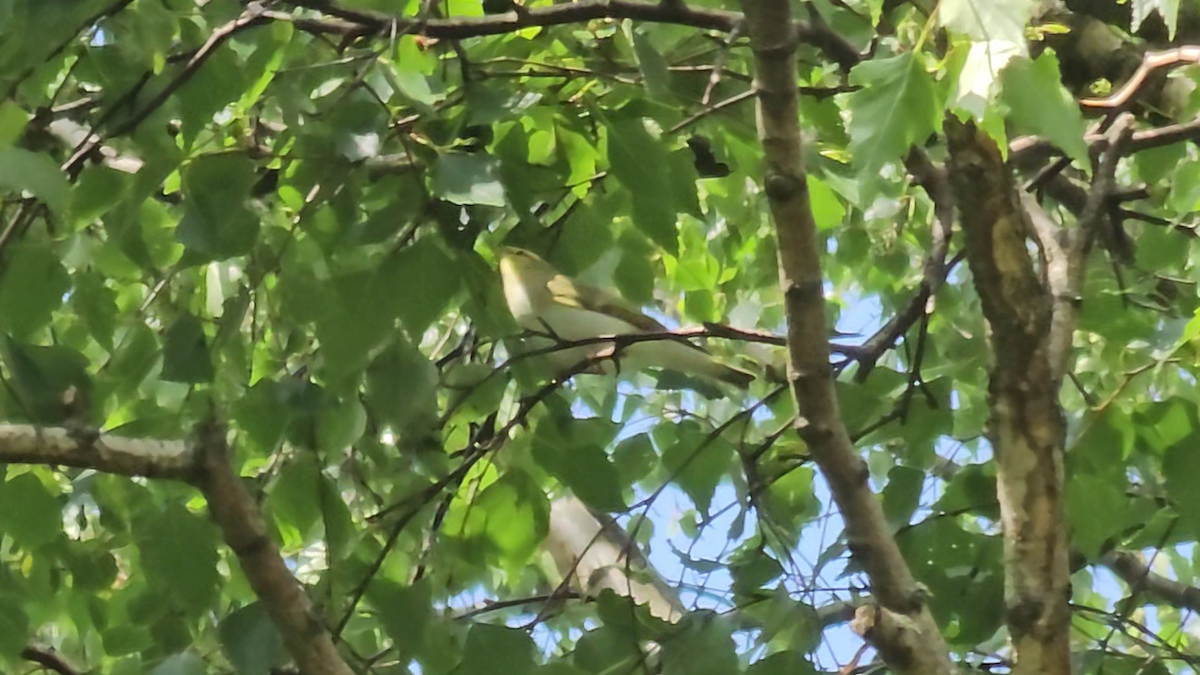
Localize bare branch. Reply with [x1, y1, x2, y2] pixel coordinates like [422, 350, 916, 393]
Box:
[0, 419, 356, 675]
[193, 419, 356, 675]
[1010, 115, 1200, 167]
[0, 424, 194, 480]
[275, 0, 861, 68]
[21, 646, 80, 675]
[1046, 115, 1135, 380]
[1079, 46, 1200, 109]
[1102, 550, 1200, 613]
[734, 0, 954, 671]
[853, 148, 957, 381]
[62, 6, 272, 177]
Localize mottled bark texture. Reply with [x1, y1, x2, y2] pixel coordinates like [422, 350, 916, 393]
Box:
[945, 118, 1071, 675]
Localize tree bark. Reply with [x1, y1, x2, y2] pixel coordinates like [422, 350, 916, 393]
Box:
[732, 0, 957, 672]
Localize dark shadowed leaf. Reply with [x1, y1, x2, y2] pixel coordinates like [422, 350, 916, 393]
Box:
[0, 473, 62, 548]
[161, 312, 213, 384]
[0, 244, 69, 339]
[136, 503, 221, 613]
[459, 624, 536, 675]
[219, 603, 288, 675]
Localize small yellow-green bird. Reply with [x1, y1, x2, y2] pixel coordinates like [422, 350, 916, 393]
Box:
[498, 246, 754, 390]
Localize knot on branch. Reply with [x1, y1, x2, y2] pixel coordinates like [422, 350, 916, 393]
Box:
[763, 171, 804, 201]
[1005, 593, 1048, 637]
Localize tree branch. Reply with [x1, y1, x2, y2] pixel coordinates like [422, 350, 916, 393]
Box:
[1102, 550, 1200, 613]
[945, 116, 1070, 675]
[853, 148, 957, 381]
[733, 0, 954, 672]
[277, 0, 861, 68]
[1046, 115, 1134, 380]
[0, 424, 194, 480]
[0, 420, 356, 675]
[62, 6, 272, 177]
[192, 419, 356, 675]
[21, 646, 80, 675]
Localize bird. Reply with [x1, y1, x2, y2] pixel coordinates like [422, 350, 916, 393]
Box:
[497, 246, 755, 391]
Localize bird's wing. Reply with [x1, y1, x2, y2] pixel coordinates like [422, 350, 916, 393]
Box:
[547, 274, 715, 356]
[547, 273, 668, 333]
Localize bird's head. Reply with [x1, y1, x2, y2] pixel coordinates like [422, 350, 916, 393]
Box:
[498, 246, 556, 282]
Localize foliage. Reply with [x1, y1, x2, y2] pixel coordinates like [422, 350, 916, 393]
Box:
[0, 0, 1199, 674]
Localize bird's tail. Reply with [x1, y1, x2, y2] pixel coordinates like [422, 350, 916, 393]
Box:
[671, 344, 755, 389]
[706, 361, 755, 389]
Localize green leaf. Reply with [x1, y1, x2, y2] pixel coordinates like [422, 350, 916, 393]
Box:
[177, 44, 249, 144]
[602, 113, 677, 253]
[939, 0, 1033, 44]
[431, 153, 507, 206]
[178, 154, 260, 261]
[148, 652, 206, 675]
[71, 165, 133, 228]
[271, 454, 322, 538]
[658, 420, 734, 514]
[103, 324, 160, 398]
[757, 592, 822, 654]
[0, 244, 70, 339]
[319, 475, 355, 562]
[0, 101, 30, 150]
[935, 464, 999, 520]
[1164, 435, 1200, 540]
[391, 239, 463, 337]
[0, 591, 30, 660]
[161, 312, 214, 384]
[631, 29, 671, 101]
[365, 337, 439, 438]
[1065, 473, 1133, 558]
[660, 613, 739, 675]
[316, 395, 367, 453]
[999, 53, 1089, 166]
[219, 604, 288, 675]
[1134, 142, 1187, 185]
[613, 433, 657, 486]
[463, 469, 550, 563]
[574, 626, 643, 675]
[848, 53, 941, 177]
[729, 549, 783, 595]
[881, 465, 924, 528]
[532, 417, 626, 512]
[72, 270, 119, 350]
[807, 175, 845, 231]
[0, 473, 62, 548]
[0, 147, 69, 213]
[0, 339, 91, 424]
[745, 651, 818, 675]
[136, 503, 221, 613]
[237, 21, 293, 113]
[64, 543, 118, 590]
[234, 379, 290, 452]
[459, 624, 536, 675]
[534, 664, 589, 675]
[368, 578, 434, 663]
